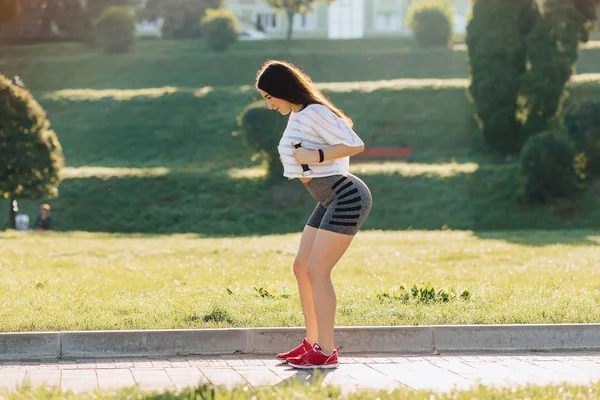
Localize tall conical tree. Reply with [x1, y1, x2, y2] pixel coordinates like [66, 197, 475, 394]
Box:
[520, 0, 600, 140]
[0, 74, 64, 229]
[466, 0, 540, 155]
[467, 0, 599, 155]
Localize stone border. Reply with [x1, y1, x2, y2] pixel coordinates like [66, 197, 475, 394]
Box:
[1, 324, 599, 360]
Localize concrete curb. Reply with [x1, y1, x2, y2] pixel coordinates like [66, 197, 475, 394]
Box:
[2, 324, 600, 360]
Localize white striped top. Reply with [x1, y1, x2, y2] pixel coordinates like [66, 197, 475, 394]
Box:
[277, 104, 364, 179]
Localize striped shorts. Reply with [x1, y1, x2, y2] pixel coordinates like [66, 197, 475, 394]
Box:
[303, 173, 372, 236]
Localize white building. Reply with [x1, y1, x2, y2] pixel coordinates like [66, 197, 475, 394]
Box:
[225, 0, 471, 40]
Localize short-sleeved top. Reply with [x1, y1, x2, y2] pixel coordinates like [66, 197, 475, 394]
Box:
[277, 104, 364, 179]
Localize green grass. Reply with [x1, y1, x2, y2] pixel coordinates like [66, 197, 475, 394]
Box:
[1, 229, 599, 332]
[2, 39, 600, 91]
[4, 380, 600, 400]
[25, 74, 600, 168]
[3, 162, 600, 234]
[3, 77, 600, 233]
[34, 79, 486, 168]
[2, 40, 600, 233]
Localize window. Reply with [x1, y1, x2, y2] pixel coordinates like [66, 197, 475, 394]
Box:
[257, 13, 278, 30]
[328, 0, 364, 39]
[293, 12, 317, 30]
[373, 0, 403, 32]
[375, 12, 401, 31]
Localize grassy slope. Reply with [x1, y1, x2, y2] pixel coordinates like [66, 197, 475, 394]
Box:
[1, 40, 600, 233]
[2, 39, 600, 90]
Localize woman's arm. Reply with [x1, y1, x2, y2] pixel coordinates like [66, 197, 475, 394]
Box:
[293, 143, 364, 164]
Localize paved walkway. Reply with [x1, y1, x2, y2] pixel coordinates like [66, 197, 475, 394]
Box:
[1, 352, 600, 395]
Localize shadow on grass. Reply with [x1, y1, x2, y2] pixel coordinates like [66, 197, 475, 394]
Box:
[2, 166, 599, 239]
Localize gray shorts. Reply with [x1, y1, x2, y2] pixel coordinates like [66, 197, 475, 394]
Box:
[303, 173, 372, 235]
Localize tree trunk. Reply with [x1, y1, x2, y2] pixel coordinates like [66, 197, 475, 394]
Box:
[286, 10, 295, 50]
[8, 197, 17, 230]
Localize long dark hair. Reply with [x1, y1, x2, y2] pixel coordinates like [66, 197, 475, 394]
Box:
[255, 60, 353, 127]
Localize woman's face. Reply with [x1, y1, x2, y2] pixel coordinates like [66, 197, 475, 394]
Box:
[258, 89, 295, 115]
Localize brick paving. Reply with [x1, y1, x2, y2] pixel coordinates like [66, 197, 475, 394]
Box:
[1, 352, 599, 394]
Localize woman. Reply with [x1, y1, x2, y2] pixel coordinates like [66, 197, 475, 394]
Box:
[255, 60, 372, 369]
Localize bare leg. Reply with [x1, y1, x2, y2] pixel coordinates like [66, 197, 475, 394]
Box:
[293, 225, 319, 345]
[306, 229, 355, 354]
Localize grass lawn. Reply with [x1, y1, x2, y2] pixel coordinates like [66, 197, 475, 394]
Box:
[3, 379, 600, 399]
[1, 40, 600, 233]
[2, 77, 600, 233]
[2, 39, 600, 91]
[1, 229, 599, 332]
[4, 161, 600, 235]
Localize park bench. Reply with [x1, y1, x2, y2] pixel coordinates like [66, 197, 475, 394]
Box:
[353, 147, 413, 162]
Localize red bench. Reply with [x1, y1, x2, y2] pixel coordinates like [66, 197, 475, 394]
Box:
[353, 147, 412, 161]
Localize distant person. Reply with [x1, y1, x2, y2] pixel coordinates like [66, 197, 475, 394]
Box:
[35, 204, 52, 231]
[254, 60, 372, 369]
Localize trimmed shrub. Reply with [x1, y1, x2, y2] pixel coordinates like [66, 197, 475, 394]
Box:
[517, 131, 580, 204]
[564, 98, 600, 176]
[467, 0, 599, 156]
[406, 1, 454, 48]
[93, 6, 136, 54]
[200, 8, 239, 52]
[237, 102, 287, 183]
[0, 74, 64, 228]
[140, 0, 223, 40]
[520, 0, 600, 142]
[466, 0, 539, 155]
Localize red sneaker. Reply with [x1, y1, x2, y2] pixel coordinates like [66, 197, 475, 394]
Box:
[276, 338, 312, 362]
[287, 343, 339, 369]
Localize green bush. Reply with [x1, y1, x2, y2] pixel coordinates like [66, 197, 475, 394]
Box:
[139, 0, 223, 40]
[406, 1, 454, 48]
[237, 101, 287, 183]
[0, 74, 64, 228]
[200, 8, 239, 52]
[519, 0, 600, 142]
[564, 98, 600, 176]
[466, 0, 540, 155]
[517, 131, 580, 204]
[467, 0, 599, 156]
[93, 6, 136, 54]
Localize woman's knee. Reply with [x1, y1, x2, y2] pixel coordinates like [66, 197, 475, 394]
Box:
[306, 261, 330, 282]
[293, 257, 308, 278]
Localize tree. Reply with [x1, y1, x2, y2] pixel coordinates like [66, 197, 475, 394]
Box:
[265, 0, 334, 48]
[520, 0, 600, 140]
[466, 0, 599, 156]
[200, 8, 239, 52]
[94, 6, 136, 53]
[0, 74, 64, 229]
[87, 0, 142, 20]
[237, 101, 287, 183]
[0, 0, 20, 30]
[140, 0, 222, 39]
[406, 0, 454, 48]
[3, 0, 117, 41]
[466, 0, 539, 155]
[48, 0, 90, 39]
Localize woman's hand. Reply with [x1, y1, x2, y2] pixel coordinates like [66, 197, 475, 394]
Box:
[293, 147, 318, 164]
